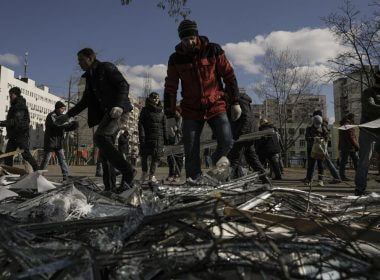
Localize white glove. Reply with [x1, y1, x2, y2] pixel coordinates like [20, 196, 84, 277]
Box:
[110, 107, 123, 118]
[231, 104, 242, 121]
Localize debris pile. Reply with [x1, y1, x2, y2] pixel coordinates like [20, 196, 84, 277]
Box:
[0, 169, 379, 279]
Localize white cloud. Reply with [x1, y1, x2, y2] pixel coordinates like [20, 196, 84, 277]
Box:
[223, 27, 346, 76]
[0, 53, 20, 65]
[117, 64, 167, 96]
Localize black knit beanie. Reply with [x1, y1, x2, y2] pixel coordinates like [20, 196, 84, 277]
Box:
[55, 101, 66, 109]
[178, 19, 199, 39]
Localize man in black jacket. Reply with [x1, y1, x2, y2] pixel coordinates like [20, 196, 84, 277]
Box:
[40, 101, 78, 181]
[355, 72, 380, 195]
[58, 48, 136, 191]
[227, 92, 269, 183]
[0, 87, 39, 171]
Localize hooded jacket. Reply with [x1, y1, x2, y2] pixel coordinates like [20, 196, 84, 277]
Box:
[44, 110, 78, 150]
[338, 118, 359, 152]
[67, 60, 133, 127]
[5, 96, 30, 141]
[138, 98, 168, 157]
[164, 36, 239, 120]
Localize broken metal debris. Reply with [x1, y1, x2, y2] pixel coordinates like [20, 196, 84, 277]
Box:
[0, 170, 379, 279]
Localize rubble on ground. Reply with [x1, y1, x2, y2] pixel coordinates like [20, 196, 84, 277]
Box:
[0, 168, 379, 279]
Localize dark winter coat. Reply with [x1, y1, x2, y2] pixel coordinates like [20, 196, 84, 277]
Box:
[118, 133, 129, 155]
[338, 119, 359, 152]
[305, 124, 329, 154]
[67, 60, 133, 127]
[5, 96, 30, 142]
[229, 93, 255, 140]
[164, 36, 239, 120]
[44, 110, 78, 150]
[256, 123, 281, 155]
[138, 99, 168, 157]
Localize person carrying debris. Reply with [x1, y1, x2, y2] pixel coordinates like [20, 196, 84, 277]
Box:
[56, 48, 136, 192]
[40, 101, 78, 181]
[256, 119, 282, 180]
[305, 115, 329, 186]
[0, 87, 39, 171]
[355, 71, 380, 196]
[338, 113, 359, 181]
[164, 19, 241, 183]
[313, 110, 341, 184]
[227, 92, 269, 183]
[166, 108, 183, 183]
[138, 92, 168, 185]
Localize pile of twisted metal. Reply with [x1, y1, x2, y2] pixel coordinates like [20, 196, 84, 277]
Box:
[0, 164, 379, 280]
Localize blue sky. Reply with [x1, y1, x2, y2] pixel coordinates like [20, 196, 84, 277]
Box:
[0, 0, 374, 119]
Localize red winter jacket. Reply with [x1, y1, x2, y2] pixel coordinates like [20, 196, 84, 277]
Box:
[164, 36, 239, 120]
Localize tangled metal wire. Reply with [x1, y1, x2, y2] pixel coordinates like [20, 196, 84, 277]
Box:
[0, 172, 379, 279]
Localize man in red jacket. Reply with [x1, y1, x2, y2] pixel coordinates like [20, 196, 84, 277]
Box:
[164, 19, 242, 182]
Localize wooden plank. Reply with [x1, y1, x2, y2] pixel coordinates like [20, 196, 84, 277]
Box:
[0, 149, 25, 159]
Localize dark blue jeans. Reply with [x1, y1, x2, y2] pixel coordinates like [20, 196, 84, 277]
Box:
[40, 149, 69, 178]
[183, 113, 233, 180]
[355, 128, 379, 193]
[306, 148, 324, 181]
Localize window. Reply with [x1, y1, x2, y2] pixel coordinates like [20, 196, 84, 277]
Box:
[299, 140, 305, 147]
[328, 141, 331, 148]
[299, 128, 305, 135]
[288, 128, 295, 135]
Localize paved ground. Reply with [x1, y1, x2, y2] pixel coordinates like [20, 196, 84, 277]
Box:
[37, 164, 380, 197]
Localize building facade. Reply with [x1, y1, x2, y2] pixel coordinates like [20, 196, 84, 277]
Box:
[333, 72, 364, 125]
[0, 65, 63, 148]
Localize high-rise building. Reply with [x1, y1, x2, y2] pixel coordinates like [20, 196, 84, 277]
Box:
[333, 72, 365, 125]
[0, 65, 63, 148]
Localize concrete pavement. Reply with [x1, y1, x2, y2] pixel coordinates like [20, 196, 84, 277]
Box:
[36, 164, 380, 196]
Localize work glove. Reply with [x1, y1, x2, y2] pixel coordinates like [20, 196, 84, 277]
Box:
[231, 104, 242, 121]
[0, 120, 6, 127]
[56, 114, 69, 125]
[110, 107, 123, 118]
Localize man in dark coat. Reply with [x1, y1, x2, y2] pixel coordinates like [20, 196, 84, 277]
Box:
[138, 92, 168, 184]
[0, 87, 39, 171]
[57, 48, 136, 191]
[355, 71, 380, 195]
[227, 92, 269, 183]
[338, 113, 359, 181]
[256, 119, 282, 180]
[164, 19, 242, 182]
[40, 101, 78, 181]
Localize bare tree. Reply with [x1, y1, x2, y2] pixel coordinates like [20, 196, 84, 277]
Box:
[121, 0, 190, 20]
[253, 47, 321, 164]
[322, 0, 380, 86]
